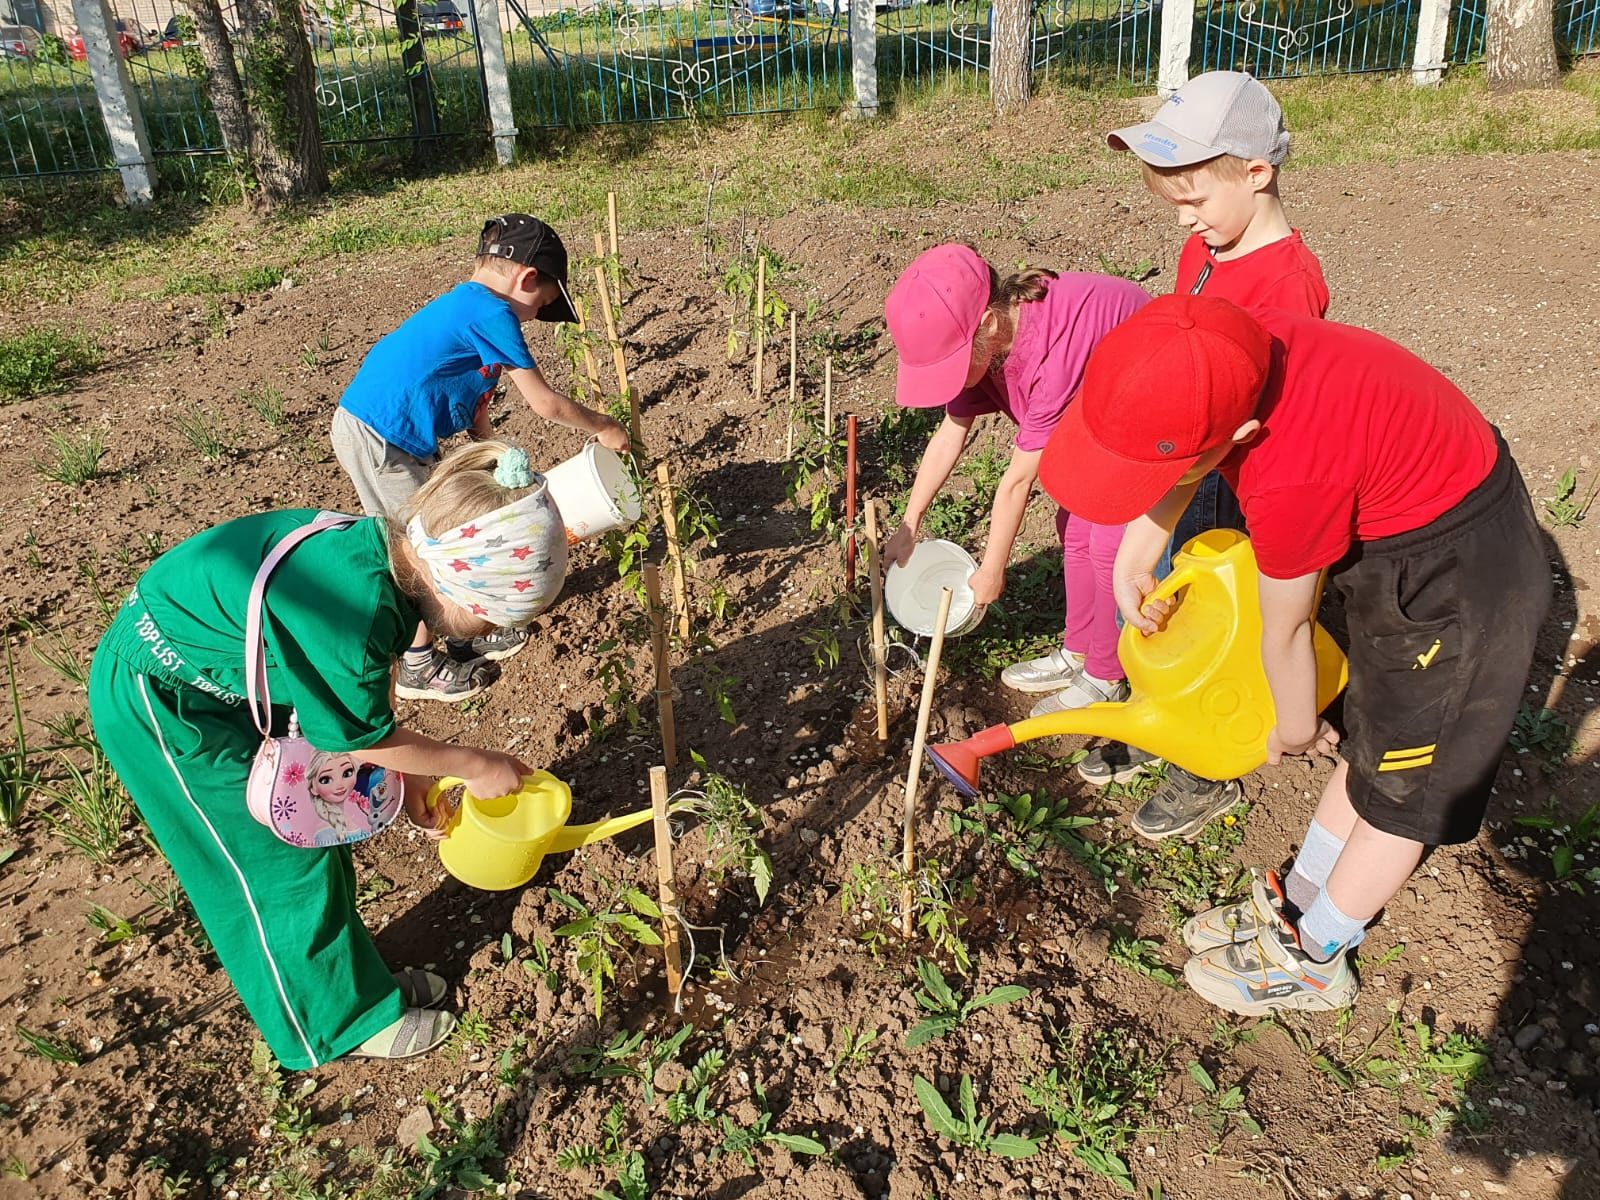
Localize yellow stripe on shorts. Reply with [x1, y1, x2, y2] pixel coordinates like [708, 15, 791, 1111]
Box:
[1379, 743, 1436, 771]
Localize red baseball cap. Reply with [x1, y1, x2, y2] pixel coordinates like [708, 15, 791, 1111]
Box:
[1039, 294, 1273, 524]
[884, 244, 991, 408]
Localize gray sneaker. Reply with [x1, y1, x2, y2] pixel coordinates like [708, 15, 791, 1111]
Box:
[1076, 741, 1164, 786]
[447, 625, 531, 663]
[1000, 648, 1085, 694]
[395, 649, 496, 703]
[1130, 767, 1242, 841]
[1028, 674, 1129, 719]
[1181, 867, 1281, 953]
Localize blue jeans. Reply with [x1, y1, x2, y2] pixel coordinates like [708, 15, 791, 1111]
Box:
[1154, 471, 1246, 581]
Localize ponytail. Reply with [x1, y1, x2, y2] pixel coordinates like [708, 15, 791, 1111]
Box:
[404, 440, 541, 537]
[987, 264, 1057, 306]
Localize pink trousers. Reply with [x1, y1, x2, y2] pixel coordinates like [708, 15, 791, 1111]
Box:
[1056, 508, 1125, 683]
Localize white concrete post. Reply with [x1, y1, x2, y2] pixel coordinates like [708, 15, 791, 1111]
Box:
[850, 0, 878, 117]
[1412, 0, 1452, 84]
[1156, 0, 1195, 97]
[472, 0, 517, 164]
[72, 0, 154, 203]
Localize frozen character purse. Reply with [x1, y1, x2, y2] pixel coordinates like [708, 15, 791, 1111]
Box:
[243, 513, 404, 847]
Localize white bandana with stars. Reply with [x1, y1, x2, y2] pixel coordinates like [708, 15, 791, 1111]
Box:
[405, 482, 568, 628]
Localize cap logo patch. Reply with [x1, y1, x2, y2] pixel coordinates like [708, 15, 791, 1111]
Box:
[1139, 134, 1178, 162]
[1156, 440, 1176, 454]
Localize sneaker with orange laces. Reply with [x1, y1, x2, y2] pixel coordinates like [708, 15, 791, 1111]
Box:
[1183, 870, 1359, 1016]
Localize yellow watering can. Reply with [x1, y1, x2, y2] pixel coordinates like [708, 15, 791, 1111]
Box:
[927, 530, 1349, 797]
[429, 771, 656, 891]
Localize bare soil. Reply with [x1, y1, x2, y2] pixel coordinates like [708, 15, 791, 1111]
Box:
[0, 146, 1597, 1200]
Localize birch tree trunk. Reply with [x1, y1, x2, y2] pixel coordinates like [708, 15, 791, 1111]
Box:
[989, 0, 1033, 114]
[1486, 0, 1558, 91]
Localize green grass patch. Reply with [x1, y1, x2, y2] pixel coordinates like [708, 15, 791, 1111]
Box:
[157, 264, 287, 297]
[0, 327, 100, 401]
[0, 64, 1596, 308]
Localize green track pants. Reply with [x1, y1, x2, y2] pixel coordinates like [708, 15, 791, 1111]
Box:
[88, 648, 405, 1070]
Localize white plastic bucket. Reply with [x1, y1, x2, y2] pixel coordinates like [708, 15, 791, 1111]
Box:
[542, 444, 642, 542]
[884, 539, 987, 638]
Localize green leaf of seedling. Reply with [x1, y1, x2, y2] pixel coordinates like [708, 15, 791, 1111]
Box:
[1187, 1061, 1216, 1093]
[750, 850, 774, 905]
[914, 958, 956, 1011]
[1238, 1111, 1263, 1137]
[1553, 844, 1576, 879]
[967, 985, 1029, 1011]
[958, 1074, 977, 1127]
[500, 932, 513, 961]
[914, 1075, 962, 1141]
[548, 889, 589, 914]
[620, 887, 662, 919]
[905, 1016, 958, 1049]
[554, 917, 599, 938]
[611, 915, 663, 945]
[770, 1132, 827, 1155]
[987, 1133, 1041, 1158]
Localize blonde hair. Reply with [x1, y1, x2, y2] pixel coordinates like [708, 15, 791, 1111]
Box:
[1138, 153, 1257, 200]
[473, 254, 532, 279]
[404, 441, 542, 537]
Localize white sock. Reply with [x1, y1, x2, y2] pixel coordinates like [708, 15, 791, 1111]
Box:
[403, 644, 434, 668]
[1286, 819, 1345, 913]
[1297, 888, 1367, 962]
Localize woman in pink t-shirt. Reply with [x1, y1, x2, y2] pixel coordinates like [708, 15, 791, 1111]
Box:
[883, 243, 1149, 714]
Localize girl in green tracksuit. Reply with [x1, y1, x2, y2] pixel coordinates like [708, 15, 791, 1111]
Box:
[88, 442, 566, 1068]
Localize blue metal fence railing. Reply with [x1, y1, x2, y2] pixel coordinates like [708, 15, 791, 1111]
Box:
[1031, 0, 1158, 86]
[497, 0, 849, 127]
[1196, 0, 1420, 78]
[3, 0, 1599, 191]
[0, 45, 108, 180]
[874, 0, 1157, 94]
[1448, 0, 1599, 64]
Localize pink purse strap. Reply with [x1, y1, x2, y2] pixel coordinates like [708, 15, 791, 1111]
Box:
[244, 512, 359, 737]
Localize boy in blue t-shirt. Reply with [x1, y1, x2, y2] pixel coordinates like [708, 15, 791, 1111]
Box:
[332, 214, 629, 702]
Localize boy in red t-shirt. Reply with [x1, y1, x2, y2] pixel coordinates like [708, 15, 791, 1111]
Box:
[1080, 71, 1332, 839]
[1040, 295, 1548, 1015]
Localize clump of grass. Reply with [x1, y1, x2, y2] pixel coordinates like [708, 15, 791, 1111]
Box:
[0, 327, 100, 402]
[35, 427, 107, 487]
[171, 407, 230, 461]
[243, 382, 287, 428]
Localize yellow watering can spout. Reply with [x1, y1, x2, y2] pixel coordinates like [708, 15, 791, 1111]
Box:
[545, 808, 658, 854]
[927, 531, 1349, 798]
[430, 771, 655, 891]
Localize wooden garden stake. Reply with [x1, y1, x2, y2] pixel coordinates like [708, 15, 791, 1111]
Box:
[644, 564, 677, 768]
[592, 232, 641, 448]
[649, 766, 684, 996]
[824, 361, 834, 438]
[845, 415, 858, 591]
[784, 308, 797, 459]
[865, 499, 889, 743]
[573, 296, 604, 401]
[656, 461, 691, 640]
[606, 191, 620, 301]
[753, 252, 766, 400]
[901, 586, 954, 938]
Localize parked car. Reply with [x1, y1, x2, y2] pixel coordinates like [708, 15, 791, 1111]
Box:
[417, 1, 465, 37]
[0, 24, 41, 59]
[66, 18, 142, 59]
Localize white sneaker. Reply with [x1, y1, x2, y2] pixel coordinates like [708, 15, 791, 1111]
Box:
[1028, 673, 1130, 718]
[1000, 648, 1085, 693]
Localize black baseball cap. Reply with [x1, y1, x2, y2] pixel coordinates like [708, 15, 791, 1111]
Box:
[477, 214, 578, 323]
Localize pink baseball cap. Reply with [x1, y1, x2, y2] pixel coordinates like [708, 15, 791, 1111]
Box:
[885, 244, 991, 408]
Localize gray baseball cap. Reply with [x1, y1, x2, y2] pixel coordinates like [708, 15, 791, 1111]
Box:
[1107, 71, 1289, 168]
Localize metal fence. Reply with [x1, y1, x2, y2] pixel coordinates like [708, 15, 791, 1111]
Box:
[1195, 0, 1419, 77]
[496, 0, 850, 125]
[1, 0, 1597, 192]
[872, 0, 1156, 94]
